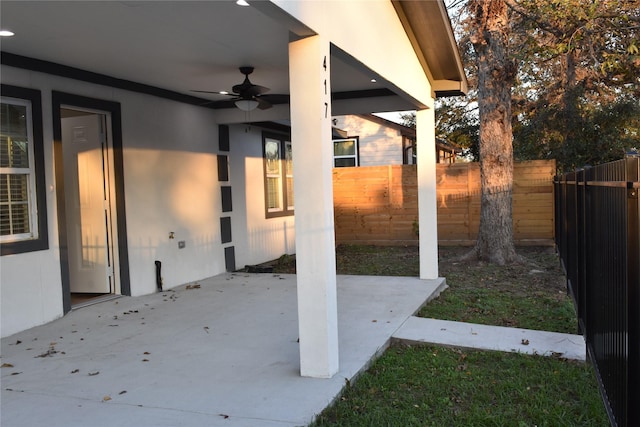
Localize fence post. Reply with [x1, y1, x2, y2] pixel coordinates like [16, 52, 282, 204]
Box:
[576, 168, 588, 336]
[626, 156, 640, 427]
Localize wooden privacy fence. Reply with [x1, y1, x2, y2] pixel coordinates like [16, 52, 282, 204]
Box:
[333, 159, 556, 246]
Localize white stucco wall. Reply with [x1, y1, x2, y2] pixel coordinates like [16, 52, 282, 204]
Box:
[2, 66, 67, 337]
[271, 0, 433, 107]
[333, 115, 404, 166]
[228, 124, 295, 269]
[1, 0, 442, 339]
[121, 96, 223, 295]
[0, 65, 303, 337]
[0, 66, 225, 336]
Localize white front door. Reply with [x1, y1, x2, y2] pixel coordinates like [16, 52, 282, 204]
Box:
[61, 112, 113, 294]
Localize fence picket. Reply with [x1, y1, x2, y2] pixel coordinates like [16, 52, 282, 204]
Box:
[333, 160, 556, 245]
[555, 157, 640, 427]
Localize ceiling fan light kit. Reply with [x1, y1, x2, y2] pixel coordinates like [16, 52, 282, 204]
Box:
[235, 99, 259, 111]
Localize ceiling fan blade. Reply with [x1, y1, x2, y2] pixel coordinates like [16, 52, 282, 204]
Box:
[256, 97, 272, 110]
[232, 82, 270, 97]
[191, 90, 236, 96]
[246, 84, 270, 97]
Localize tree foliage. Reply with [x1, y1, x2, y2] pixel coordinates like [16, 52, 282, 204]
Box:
[439, 0, 640, 172]
[508, 0, 640, 171]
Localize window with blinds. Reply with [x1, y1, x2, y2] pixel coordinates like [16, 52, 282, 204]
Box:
[0, 98, 38, 241]
[262, 133, 294, 218]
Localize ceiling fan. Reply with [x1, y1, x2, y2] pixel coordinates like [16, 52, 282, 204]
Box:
[193, 66, 287, 111]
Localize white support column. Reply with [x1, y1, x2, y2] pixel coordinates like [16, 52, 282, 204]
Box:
[416, 107, 440, 279]
[289, 35, 339, 378]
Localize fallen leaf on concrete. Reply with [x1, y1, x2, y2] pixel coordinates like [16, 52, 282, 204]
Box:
[142, 359, 149, 362]
[71, 369, 80, 374]
[11, 372, 21, 376]
[143, 351, 150, 355]
[119, 390, 127, 395]
[35, 345, 58, 358]
[88, 371, 100, 376]
[102, 396, 111, 402]
[1, 363, 14, 368]
[203, 327, 210, 334]
[186, 284, 201, 290]
[219, 414, 230, 419]
[521, 339, 530, 345]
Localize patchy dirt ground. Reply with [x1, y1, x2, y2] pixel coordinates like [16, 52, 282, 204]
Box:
[437, 245, 567, 297]
[270, 245, 565, 289]
[268, 244, 575, 333]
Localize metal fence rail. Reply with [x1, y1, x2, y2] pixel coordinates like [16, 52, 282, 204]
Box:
[554, 157, 640, 427]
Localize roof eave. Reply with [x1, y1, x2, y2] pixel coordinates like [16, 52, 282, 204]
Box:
[392, 0, 468, 98]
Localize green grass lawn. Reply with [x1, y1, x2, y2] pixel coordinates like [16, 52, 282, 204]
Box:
[418, 246, 577, 334]
[269, 245, 608, 426]
[312, 344, 608, 426]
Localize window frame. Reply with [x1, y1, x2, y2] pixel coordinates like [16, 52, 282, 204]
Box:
[262, 132, 294, 219]
[333, 137, 359, 167]
[0, 85, 48, 255]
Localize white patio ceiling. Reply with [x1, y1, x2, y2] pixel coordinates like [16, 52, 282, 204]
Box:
[0, 0, 422, 113]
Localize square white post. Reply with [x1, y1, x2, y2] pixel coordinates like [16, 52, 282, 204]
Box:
[416, 107, 439, 279]
[289, 35, 339, 378]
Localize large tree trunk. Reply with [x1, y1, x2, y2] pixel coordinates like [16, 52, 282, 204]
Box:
[469, 0, 519, 264]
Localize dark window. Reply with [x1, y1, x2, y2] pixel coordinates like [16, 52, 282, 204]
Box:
[263, 133, 293, 218]
[0, 85, 48, 255]
[333, 137, 359, 167]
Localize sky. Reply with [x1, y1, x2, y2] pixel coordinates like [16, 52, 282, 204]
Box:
[373, 110, 413, 125]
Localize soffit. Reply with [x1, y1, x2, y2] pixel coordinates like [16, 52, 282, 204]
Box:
[392, 0, 468, 97]
[0, 0, 464, 112]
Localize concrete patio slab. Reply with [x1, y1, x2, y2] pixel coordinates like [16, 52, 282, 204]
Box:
[1, 273, 445, 427]
[393, 317, 586, 361]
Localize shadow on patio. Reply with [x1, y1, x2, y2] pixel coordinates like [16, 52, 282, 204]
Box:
[1, 273, 444, 427]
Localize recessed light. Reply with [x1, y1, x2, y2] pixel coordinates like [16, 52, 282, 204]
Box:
[219, 91, 229, 95]
[236, 0, 250, 6]
[370, 78, 377, 83]
[0, 30, 15, 37]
